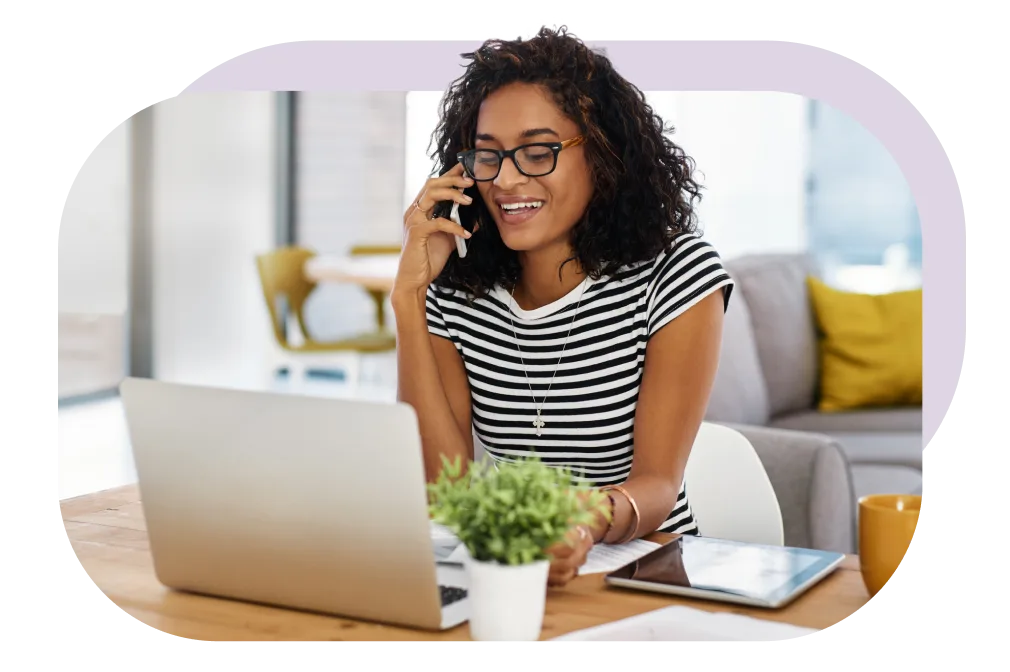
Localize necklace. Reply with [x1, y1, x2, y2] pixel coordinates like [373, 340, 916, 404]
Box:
[507, 278, 589, 437]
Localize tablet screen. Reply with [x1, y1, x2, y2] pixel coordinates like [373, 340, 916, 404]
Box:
[607, 536, 842, 603]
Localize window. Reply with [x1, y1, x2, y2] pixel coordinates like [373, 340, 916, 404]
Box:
[646, 92, 809, 260]
[805, 100, 922, 293]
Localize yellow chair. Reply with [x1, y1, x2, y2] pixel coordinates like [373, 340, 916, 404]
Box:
[349, 243, 402, 334]
[255, 246, 396, 385]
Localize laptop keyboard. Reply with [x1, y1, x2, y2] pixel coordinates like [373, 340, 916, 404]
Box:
[439, 585, 468, 607]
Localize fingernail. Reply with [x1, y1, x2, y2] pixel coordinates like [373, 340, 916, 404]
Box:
[463, 195, 473, 203]
[464, 231, 472, 238]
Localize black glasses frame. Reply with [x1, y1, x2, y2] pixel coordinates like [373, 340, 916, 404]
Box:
[457, 135, 585, 181]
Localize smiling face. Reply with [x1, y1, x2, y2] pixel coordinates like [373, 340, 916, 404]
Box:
[472, 82, 594, 255]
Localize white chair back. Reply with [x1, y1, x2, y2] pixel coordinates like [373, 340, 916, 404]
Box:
[684, 423, 784, 546]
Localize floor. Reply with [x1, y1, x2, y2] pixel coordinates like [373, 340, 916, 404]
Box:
[58, 357, 398, 501]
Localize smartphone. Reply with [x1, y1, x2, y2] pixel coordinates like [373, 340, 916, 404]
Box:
[432, 188, 469, 258]
[450, 201, 466, 258]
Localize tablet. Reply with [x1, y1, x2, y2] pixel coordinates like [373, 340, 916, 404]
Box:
[605, 536, 845, 609]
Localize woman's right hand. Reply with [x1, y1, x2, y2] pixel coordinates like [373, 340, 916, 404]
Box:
[394, 162, 474, 299]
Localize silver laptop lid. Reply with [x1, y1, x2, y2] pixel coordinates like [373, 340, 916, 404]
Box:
[119, 377, 444, 630]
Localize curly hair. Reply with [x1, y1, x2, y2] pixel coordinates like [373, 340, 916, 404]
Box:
[430, 26, 702, 298]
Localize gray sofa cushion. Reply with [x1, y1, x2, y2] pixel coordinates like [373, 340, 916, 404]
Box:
[826, 433, 922, 470]
[769, 407, 922, 434]
[770, 409, 922, 470]
[705, 287, 770, 425]
[725, 254, 821, 418]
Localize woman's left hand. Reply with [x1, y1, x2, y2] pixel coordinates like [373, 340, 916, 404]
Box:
[546, 525, 593, 587]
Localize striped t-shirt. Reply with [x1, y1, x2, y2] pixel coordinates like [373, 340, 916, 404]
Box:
[425, 232, 734, 535]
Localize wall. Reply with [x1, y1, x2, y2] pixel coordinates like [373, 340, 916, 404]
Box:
[403, 91, 443, 212]
[59, 120, 130, 315]
[58, 119, 130, 397]
[149, 92, 276, 389]
[647, 91, 809, 260]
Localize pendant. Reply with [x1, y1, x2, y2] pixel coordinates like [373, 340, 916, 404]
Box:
[533, 409, 546, 436]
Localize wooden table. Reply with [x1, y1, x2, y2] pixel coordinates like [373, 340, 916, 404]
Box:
[304, 254, 399, 332]
[63, 485, 870, 641]
[304, 254, 399, 295]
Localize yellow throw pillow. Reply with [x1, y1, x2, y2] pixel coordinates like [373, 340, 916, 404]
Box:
[806, 277, 922, 412]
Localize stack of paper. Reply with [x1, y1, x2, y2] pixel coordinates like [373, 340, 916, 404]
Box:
[551, 606, 818, 641]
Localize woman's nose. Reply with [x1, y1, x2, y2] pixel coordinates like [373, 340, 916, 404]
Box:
[494, 156, 529, 190]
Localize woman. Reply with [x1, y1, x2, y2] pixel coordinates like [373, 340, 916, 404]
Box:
[393, 27, 733, 587]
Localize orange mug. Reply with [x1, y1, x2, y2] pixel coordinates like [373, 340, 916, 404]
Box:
[858, 494, 920, 596]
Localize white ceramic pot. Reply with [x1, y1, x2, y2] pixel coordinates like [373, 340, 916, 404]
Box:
[464, 554, 550, 641]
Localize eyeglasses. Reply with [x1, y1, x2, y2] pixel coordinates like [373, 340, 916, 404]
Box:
[457, 136, 585, 182]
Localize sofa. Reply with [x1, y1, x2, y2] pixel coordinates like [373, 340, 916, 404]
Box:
[730, 424, 855, 554]
[706, 253, 924, 505]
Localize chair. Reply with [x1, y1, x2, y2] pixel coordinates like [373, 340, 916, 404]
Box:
[349, 244, 402, 333]
[255, 246, 396, 387]
[684, 422, 785, 546]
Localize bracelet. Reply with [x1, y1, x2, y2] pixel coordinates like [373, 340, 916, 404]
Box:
[601, 484, 641, 545]
[599, 492, 616, 542]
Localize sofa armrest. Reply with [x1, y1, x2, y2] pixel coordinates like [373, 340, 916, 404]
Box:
[720, 423, 857, 554]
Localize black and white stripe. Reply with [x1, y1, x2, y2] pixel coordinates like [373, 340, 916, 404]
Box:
[426, 233, 734, 535]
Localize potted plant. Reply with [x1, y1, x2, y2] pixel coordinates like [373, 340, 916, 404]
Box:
[427, 455, 609, 641]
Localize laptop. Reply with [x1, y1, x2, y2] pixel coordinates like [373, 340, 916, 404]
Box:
[605, 535, 845, 609]
[118, 377, 469, 631]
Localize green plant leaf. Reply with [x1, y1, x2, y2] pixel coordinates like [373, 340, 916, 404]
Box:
[426, 455, 611, 566]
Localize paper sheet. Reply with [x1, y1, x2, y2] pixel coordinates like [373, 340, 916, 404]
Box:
[551, 605, 817, 641]
[433, 528, 660, 574]
[578, 540, 661, 575]
[443, 543, 470, 564]
[430, 522, 462, 563]
[429, 522, 459, 543]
